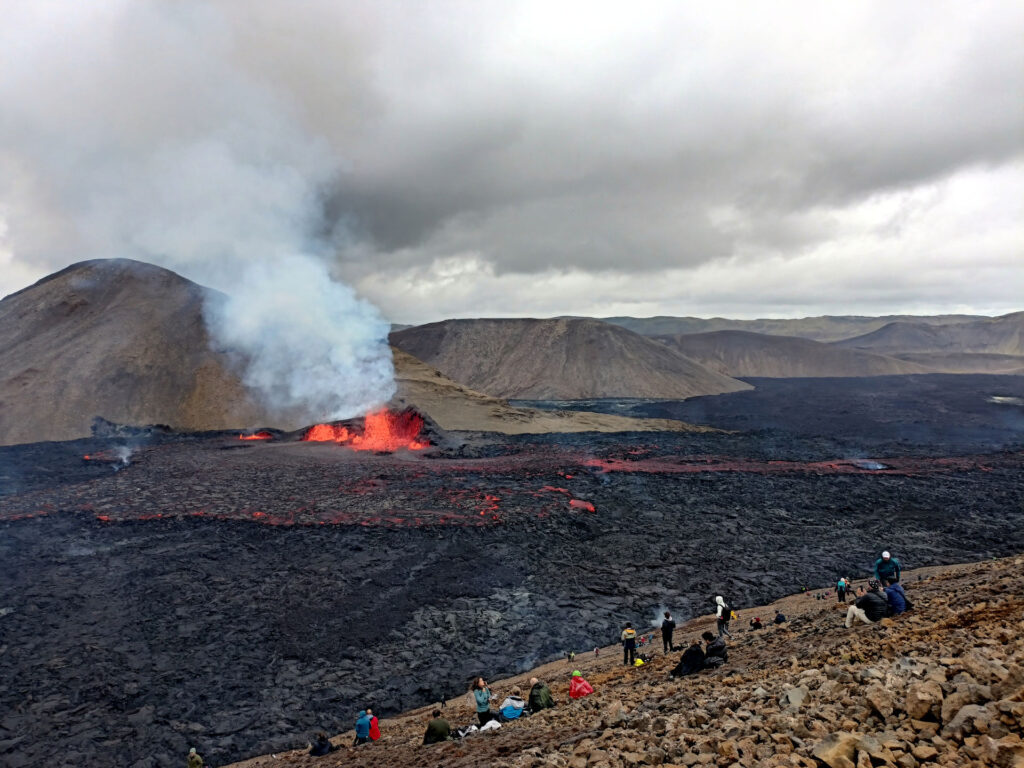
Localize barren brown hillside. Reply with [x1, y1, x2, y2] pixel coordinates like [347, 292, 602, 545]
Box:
[655, 331, 931, 378]
[390, 319, 751, 400]
[0, 259, 271, 446]
[834, 313, 1024, 357]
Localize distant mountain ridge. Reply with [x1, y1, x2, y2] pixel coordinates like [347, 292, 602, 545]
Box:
[833, 312, 1024, 355]
[656, 330, 931, 378]
[602, 314, 988, 342]
[390, 318, 751, 400]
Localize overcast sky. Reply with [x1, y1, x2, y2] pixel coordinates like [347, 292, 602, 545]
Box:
[1, 0, 1022, 324]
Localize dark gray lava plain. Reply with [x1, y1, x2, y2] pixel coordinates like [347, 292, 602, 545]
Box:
[1, 375, 1023, 768]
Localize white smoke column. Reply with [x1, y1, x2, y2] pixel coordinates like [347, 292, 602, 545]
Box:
[0, 2, 395, 421]
[207, 256, 394, 417]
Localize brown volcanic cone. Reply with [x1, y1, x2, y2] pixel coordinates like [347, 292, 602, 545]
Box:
[0, 259, 272, 446]
[657, 330, 932, 378]
[391, 318, 751, 399]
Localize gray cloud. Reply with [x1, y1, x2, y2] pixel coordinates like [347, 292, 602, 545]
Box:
[1, 0, 1022, 323]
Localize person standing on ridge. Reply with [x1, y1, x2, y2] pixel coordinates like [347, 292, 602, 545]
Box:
[874, 551, 902, 584]
[367, 707, 380, 741]
[714, 596, 733, 638]
[621, 623, 638, 666]
[661, 611, 676, 653]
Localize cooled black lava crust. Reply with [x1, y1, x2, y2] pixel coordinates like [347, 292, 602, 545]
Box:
[1, 375, 1022, 768]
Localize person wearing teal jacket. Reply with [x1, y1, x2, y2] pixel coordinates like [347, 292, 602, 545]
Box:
[873, 551, 901, 583]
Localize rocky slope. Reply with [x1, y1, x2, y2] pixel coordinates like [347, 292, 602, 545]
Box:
[390, 319, 751, 400]
[227, 556, 1024, 768]
[654, 331, 930, 378]
[603, 315, 986, 343]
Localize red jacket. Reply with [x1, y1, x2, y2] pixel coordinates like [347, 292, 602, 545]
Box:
[569, 676, 594, 699]
[369, 716, 381, 741]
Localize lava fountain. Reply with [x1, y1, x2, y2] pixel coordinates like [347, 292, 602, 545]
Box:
[302, 408, 428, 451]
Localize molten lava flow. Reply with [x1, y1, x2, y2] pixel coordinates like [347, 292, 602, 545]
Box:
[238, 431, 273, 441]
[302, 409, 427, 451]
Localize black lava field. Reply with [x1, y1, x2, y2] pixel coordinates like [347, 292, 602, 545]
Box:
[1, 374, 1023, 768]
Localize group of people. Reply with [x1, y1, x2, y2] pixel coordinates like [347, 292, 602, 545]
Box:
[273, 548, 909, 761]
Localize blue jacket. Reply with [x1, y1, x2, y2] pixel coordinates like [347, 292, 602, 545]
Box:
[874, 557, 901, 582]
[884, 583, 907, 615]
[355, 711, 371, 738]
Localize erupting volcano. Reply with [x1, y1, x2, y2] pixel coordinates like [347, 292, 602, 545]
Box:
[302, 408, 428, 452]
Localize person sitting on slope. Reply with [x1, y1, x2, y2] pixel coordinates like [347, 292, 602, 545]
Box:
[527, 677, 556, 712]
[498, 686, 528, 720]
[309, 732, 336, 756]
[845, 579, 889, 627]
[568, 670, 594, 699]
[702, 630, 729, 668]
[422, 710, 451, 745]
[884, 578, 908, 615]
[670, 639, 706, 678]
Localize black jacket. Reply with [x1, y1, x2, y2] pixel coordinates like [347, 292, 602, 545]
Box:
[661, 618, 676, 637]
[856, 590, 889, 622]
[705, 637, 728, 663]
[670, 644, 705, 677]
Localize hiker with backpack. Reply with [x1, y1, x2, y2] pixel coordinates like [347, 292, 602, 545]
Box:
[621, 622, 638, 666]
[661, 611, 676, 653]
[714, 596, 733, 638]
[836, 576, 849, 603]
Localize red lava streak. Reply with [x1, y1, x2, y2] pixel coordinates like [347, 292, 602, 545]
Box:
[238, 431, 273, 441]
[302, 409, 427, 451]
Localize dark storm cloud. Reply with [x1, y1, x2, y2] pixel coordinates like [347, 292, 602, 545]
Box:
[0, 0, 1021, 321]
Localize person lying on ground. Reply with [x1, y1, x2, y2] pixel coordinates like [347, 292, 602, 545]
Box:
[498, 686, 527, 720]
[884, 578, 908, 615]
[469, 676, 495, 726]
[874, 551, 901, 583]
[669, 639, 706, 678]
[353, 710, 372, 745]
[845, 579, 889, 627]
[568, 670, 594, 699]
[702, 630, 729, 667]
[423, 710, 451, 745]
[309, 732, 336, 756]
[749, 616, 763, 630]
[528, 677, 555, 712]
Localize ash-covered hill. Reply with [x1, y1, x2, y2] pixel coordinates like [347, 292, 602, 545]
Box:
[835, 312, 1024, 356]
[0, 259, 272, 446]
[655, 330, 931, 378]
[390, 318, 750, 400]
[603, 313, 986, 342]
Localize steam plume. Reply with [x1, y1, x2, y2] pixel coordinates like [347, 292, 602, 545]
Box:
[0, 2, 395, 421]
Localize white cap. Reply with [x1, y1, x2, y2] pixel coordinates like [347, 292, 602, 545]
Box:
[882, 551, 891, 558]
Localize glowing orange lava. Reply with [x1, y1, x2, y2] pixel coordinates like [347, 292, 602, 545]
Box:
[238, 431, 273, 441]
[302, 409, 427, 451]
